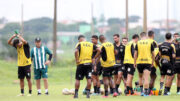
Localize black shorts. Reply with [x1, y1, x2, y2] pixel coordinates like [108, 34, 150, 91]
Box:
[124, 64, 135, 75]
[114, 63, 125, 75]
[75, 64, 92, 80]
[173, 63, 180, 74]
[92, 62, 102, 76]
[18, 65, 31, 79]
[150, 67, 157, 76]
[160, 59, 173, 76]
[102, 66, 115, 77]
[137, 64, 151, 74]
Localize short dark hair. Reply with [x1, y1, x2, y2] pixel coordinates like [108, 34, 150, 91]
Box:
[140, 32, 147, 37]
[91, 35, 98, 39]
[122, 37, 128, 41]
[148, 30, 154, 37]
[132, 34, 139, 39]
[174, 33, 179, 36]
[99, 35, 105, 42]
[13, 39, 20, 48]
[165, 33, 172, 40]
[113, 34, 119, 37]
[78, 35, 85, 40]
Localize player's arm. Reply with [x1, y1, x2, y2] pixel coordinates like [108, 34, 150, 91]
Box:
[155, 53, 161, 68]
[151, 43, 155, 67]
[75, 44, 80, 64]
[7, 34, 17, 46]
[17, 34, 27, 44]
[30, 48, 34, 61]
[134, 44, 138, 68]
[171, 44, 176, 59]
[45, 47, 53, 65]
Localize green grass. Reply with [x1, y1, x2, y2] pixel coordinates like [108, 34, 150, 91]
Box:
[0, 60, 180, 101]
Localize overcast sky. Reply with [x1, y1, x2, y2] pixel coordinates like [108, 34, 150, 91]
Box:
[0, 0, 179, 22]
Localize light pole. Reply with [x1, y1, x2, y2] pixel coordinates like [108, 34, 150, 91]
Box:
[53, 0, 57, 64]
[143, 0, 147, 33]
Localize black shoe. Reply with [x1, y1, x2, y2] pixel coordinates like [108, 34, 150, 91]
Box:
[45, 92, 49, 95]
[86, 91, 90, 98]
[37, 93, 41, 95]
[74, 93, 78, 99]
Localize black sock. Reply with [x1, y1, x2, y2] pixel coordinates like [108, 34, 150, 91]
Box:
[177, 87, 180, 92]
[75, 89, 79, 94]
[130, 87, 134, 94]
[94, 86, 97, 93]
[105, 90, 108, 96]
[164, 87, 168, 94]
[97, 87, 100, 93]
[167, 87, 170, 92]
[21, 89, 24, 94]
[126, 86, 130, 94]
[144, 88, 148, 95]
[110, 87, 113, 94]
[116, 84, 120, 92]
[29, 90, 32, 94]
[140, 85, 143, 93]
[160, 82, 164, 89]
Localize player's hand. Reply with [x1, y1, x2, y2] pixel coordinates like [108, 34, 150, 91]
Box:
[45, 60, 51, 65]
[12, 34, 17, 38]
[151, 62, 154, 68]
[76, 59, 80, 64]
[17, 34, 21, 38]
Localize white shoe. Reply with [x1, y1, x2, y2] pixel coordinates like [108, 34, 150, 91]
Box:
[27, 94, 32, 96]
[177, 92, 180, 95]
[17, 94, 24, 96]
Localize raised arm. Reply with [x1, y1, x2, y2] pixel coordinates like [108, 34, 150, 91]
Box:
[7, 34, 17, 46]
[17, 34, 27, 44]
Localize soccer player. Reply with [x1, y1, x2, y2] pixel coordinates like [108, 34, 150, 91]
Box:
[113, 34, 126, 95]
[158, 33, 176, 95]
[122, 37, 128, 45]
[99, 35, 118, 98]
[74, 35, 100, 98]
[30, 37, 53, 95]
[124, 34, 139, 95]
[8, 34, 32, 96]
[134, 32, 155, 96]
[147, 31, 158, 94]
[91, 35, 102, 95]
[173, 33, 180, 94]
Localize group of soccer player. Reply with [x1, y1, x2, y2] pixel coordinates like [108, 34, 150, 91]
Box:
[74, 31, 180, 98]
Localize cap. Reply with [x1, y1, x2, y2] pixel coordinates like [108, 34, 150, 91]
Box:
[35, 37, 41, 42]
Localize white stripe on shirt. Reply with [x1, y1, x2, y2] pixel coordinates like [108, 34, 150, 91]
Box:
[42, 46, 45, 68]
[34, 47, 38, 69]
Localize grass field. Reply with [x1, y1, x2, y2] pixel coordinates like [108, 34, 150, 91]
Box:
[0, 60, 180, 101]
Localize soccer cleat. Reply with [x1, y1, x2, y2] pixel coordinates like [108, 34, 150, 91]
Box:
[140, 92, 144, 96]
[158, 89, 162, 95]
[73, 93, 78, 99]
[177, 92, 180, 95]
[163, 93, 168, 96]
[27, 94, 32, 97]
[45, 92, 49, 95]
[86, 92, 90, 98]
[144, 94, 149, 97]
[37, 93, 41, 95]
[113, 92, 118, 97]
[17, 94, 24, 96]
[102, 95, 109, 98]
